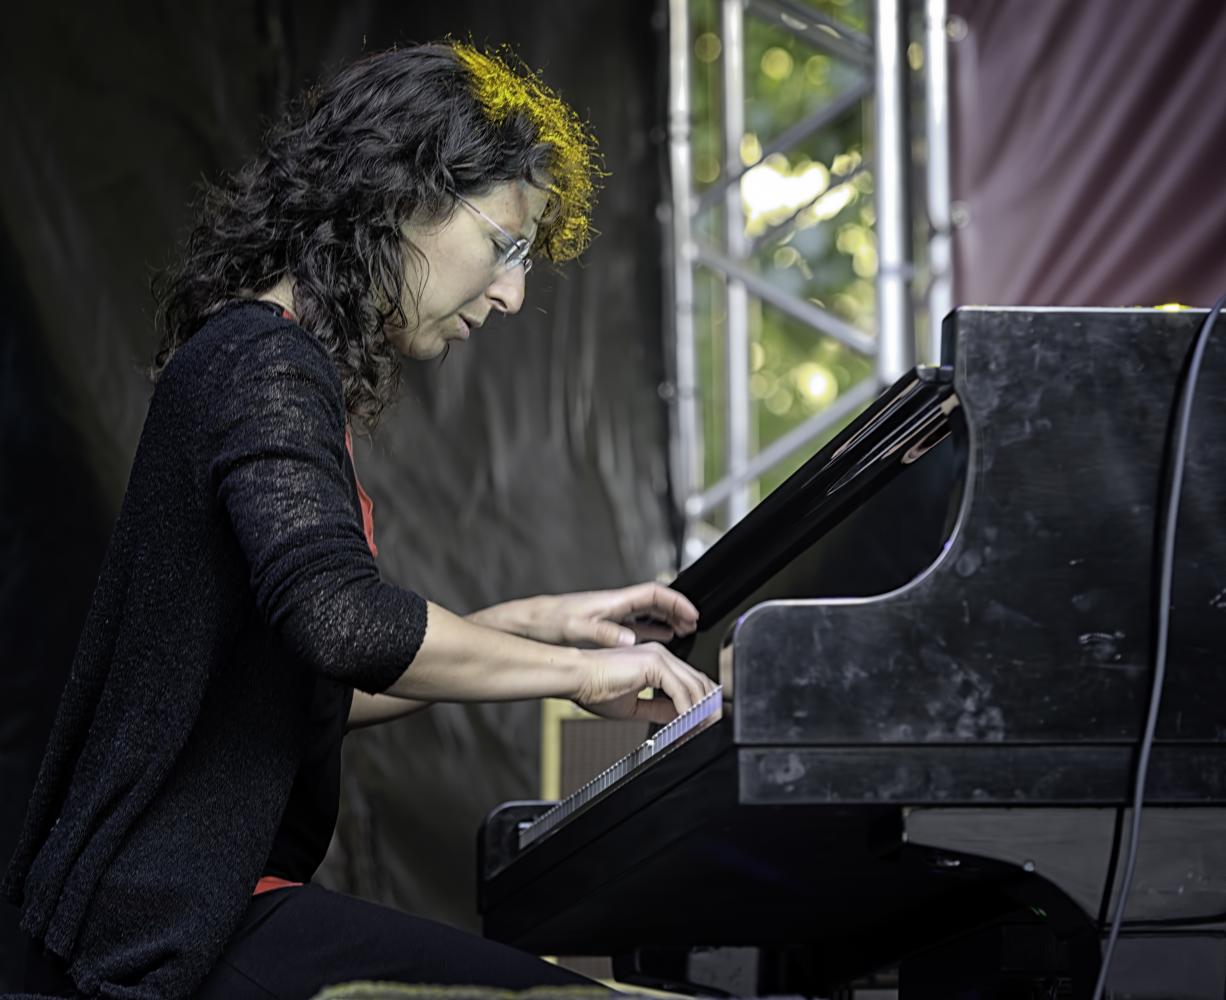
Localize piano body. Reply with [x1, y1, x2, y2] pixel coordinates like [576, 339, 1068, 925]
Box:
[479, 308, 1226, 998]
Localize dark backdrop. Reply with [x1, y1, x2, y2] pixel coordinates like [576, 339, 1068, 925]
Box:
[0, 1, 672, 986]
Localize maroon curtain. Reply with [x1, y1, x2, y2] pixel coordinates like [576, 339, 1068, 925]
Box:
[950, 0, 1226, 307]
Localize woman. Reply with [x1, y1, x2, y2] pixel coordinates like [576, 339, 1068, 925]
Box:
[7, 41, 713, 1000]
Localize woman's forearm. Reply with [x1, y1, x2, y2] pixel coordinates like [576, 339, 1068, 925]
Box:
[385, 601, 584, 702]
[347, 691, 432, 729]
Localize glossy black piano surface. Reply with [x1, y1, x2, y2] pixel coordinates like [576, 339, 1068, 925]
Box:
[479, 308, 1226, 997]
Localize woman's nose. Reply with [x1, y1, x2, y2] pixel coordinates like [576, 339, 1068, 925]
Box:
[487, 265, 528, 315]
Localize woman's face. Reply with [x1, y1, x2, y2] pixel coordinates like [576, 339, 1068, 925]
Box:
[388, 179, 551, 360]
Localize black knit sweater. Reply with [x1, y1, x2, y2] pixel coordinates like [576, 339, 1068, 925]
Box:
[3, 302, 428, 998]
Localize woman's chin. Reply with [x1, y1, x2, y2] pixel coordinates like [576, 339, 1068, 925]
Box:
[415, 338, 449, 361]
[388, 329, 447, 361]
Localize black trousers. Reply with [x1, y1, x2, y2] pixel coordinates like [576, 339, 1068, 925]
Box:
[25, 885, 592, 999]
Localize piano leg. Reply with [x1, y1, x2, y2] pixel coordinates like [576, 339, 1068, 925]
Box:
[899, 920, 1096, 999]
[900, 921, 1226, 999]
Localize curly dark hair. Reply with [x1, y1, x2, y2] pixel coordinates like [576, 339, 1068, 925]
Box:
[152, 41, 599, 429]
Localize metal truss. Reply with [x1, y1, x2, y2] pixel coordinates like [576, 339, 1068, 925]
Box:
[664, 0, 953, 562]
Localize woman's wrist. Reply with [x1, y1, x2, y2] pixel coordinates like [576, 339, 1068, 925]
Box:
[465, 597, 553, 642]
[549, 644, 588, 700]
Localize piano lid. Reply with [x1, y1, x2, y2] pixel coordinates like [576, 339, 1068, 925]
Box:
[669, 362, 967, 680]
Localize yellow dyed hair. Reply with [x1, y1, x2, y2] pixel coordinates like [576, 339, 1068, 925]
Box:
[451, 42, 601, 262]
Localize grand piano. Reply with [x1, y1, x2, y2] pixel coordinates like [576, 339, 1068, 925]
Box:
[478, 308, 1226, 999]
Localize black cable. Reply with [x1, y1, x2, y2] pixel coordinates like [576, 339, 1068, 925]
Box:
[1094, 806, 1125, 927]
[1090, 292, 1226, 1000]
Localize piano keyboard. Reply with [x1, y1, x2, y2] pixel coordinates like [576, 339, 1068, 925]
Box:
[519, 686, 724, 851]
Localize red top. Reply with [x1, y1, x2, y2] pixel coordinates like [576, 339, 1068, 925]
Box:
[344, 425, 378, 558]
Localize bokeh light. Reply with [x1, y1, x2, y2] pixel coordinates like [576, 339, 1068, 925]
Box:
[695, 32, 722, 63]
[760, 47, 794, 81]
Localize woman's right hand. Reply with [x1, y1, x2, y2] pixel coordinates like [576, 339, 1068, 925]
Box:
[384, 603, 714, 717]
[573, 643, 716, 724]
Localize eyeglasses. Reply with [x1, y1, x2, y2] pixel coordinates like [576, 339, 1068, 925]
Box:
[455, 195, 534, 274]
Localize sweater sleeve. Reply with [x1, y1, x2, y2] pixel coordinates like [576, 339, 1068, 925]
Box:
[202, 320, 426, 692]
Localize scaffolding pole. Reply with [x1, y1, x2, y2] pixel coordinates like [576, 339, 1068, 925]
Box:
[872, 0, 915, 384]
[667, 0, 704, 563]
[924, 0, 953, 364]
[721, 0, 752, 524]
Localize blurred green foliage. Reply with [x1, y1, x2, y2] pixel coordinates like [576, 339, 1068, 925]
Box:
[688, 0, 877, 518]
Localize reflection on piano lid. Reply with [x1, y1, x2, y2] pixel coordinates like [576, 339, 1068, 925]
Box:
[669, 362, 960, 662]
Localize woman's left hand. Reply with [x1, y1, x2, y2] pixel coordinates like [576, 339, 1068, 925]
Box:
[468, 582, 700, 648]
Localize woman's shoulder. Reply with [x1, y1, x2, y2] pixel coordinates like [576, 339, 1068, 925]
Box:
[157, 301, 346, 427]
[196, 300, 332, 363]
[168, 301, 339, 388]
